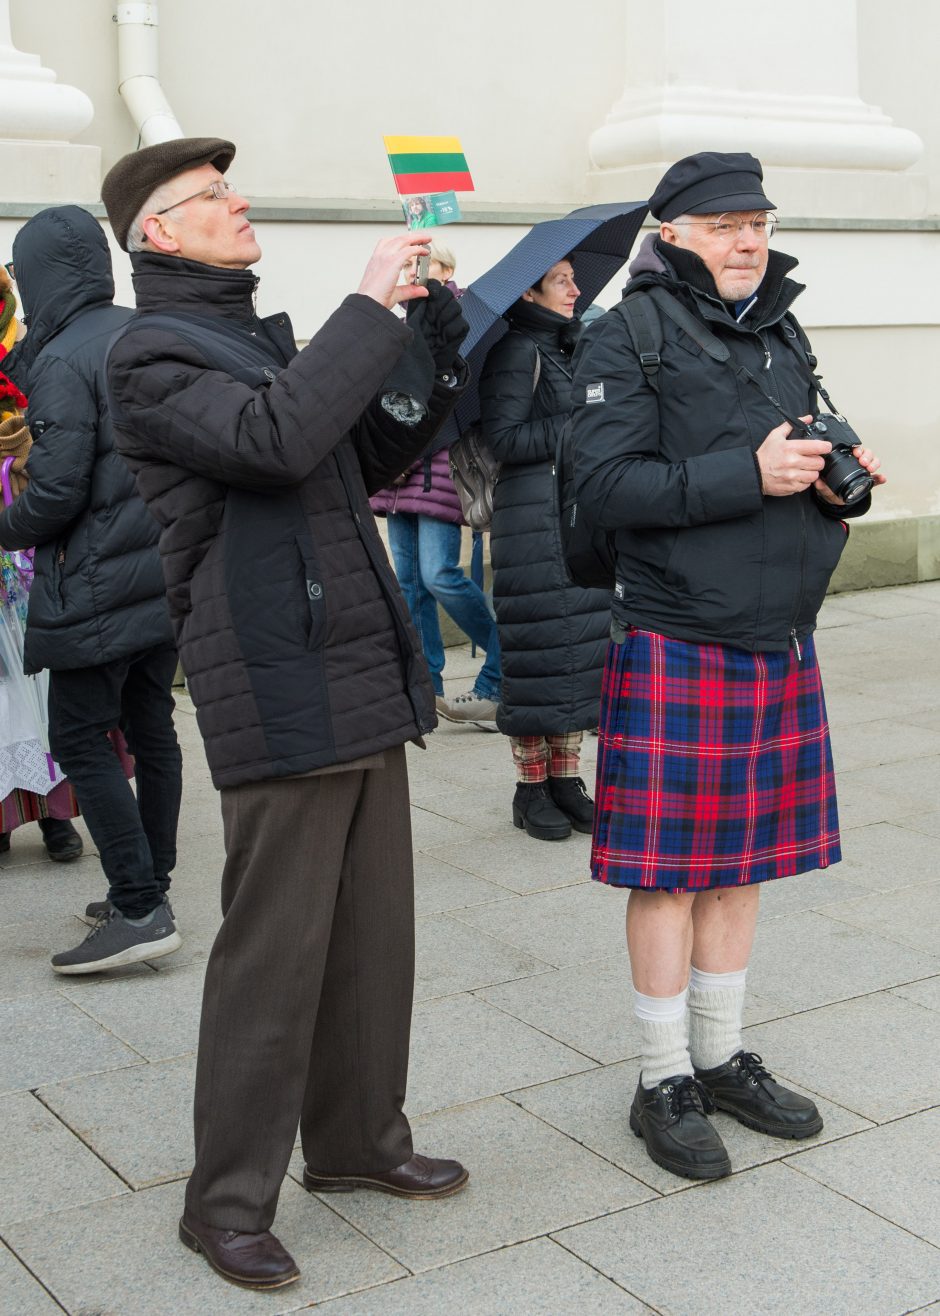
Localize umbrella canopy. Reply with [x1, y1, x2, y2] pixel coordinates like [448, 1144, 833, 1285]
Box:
[452, 199, 648, 434]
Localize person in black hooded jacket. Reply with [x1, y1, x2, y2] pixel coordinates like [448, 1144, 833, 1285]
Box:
[479, 258, 609, 842]
[0, 206, 182, 975]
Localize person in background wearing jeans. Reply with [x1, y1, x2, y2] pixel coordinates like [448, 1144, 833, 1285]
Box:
[372, 241, 502, 728]
[0, 206, 182, 975]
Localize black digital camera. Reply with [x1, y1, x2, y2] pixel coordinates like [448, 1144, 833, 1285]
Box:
[802, 413, 873, 505]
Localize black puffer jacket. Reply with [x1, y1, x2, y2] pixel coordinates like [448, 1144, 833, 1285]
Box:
[0, 207, 172, 673]
[479, 300, 609, 735]
[571, 235, 869, 653]
[106, 253, 463, 789]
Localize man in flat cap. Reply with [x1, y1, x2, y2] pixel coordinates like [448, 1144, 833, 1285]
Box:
[570, 151, 885, 1181]
[102, 137, 470, 1291]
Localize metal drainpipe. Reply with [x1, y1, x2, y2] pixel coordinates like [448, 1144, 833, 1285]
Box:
[113, 2, 183, 144]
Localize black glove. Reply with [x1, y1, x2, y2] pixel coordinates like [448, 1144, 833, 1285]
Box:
[407, 278, 469, 374]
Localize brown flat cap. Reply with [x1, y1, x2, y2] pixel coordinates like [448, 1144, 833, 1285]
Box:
[101, 136, 235, 250]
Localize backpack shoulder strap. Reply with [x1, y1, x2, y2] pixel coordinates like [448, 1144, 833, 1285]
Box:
[617, 292, 664, 392]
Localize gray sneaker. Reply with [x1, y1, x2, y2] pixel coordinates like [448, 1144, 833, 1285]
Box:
[83, 894, 175, 925]
[52, 906, 182, 975]
[436, 691, 499, 730]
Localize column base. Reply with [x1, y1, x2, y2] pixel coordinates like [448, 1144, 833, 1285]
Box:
[0, 141, 101, 204]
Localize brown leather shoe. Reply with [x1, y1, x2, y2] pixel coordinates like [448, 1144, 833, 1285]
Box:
[178, 1214, 300, 1290]
[302, 1152, 468, 1199]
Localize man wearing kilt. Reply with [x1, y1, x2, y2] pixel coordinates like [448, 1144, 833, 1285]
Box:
[570, 151, 885, 1181]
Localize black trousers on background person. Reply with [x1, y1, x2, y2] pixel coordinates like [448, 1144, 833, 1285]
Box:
[47, 642, 183, 919]
[184, 745, 416, 1234]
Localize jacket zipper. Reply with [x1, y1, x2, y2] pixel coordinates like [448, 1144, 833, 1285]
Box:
[788, 499, 807, 660]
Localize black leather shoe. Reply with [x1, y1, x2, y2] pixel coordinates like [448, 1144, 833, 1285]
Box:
[629, 1075, 731, 1181]
[695, 1050, 824, 1139]
[303, 1152, 469, 1199]
[512, 782, 571, 840]
[548, 776, 594, 833]
[37, 817, 83, 862]
[178, 1214, 300, 1290]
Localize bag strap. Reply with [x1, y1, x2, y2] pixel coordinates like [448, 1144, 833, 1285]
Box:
[620, 293, 666, 392]
[1, 455, 15, 508]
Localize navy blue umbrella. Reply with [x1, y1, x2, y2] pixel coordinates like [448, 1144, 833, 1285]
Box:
[449, 199, 648, 435]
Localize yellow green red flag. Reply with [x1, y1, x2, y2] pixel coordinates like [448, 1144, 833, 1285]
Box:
[383, 135, 474, 196]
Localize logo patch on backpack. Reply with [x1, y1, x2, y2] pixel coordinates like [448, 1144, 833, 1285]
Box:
[585, 382, 605, 404]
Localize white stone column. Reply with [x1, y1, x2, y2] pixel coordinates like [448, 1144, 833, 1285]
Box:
[587, 0, 924, 217]
[0, 0, 99, 202]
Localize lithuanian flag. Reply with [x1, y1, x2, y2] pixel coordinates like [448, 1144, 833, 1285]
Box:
[383, 135, 474, 196]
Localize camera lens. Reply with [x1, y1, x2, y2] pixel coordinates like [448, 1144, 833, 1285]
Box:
[823, 447, 873, 504]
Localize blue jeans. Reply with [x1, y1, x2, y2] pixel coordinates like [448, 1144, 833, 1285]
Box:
[386, 513, 500, 700]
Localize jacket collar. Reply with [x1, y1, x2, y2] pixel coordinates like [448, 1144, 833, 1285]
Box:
[507, 297, 583, 356]
[130, 252, 260, 322]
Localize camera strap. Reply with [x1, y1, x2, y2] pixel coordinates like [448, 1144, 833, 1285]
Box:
[645, 286, 840, 434]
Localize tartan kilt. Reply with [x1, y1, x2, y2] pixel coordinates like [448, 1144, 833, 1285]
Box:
[591, 628, 840, 892]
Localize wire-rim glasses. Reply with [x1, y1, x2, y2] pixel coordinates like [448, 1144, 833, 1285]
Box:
[678, 213, 777, 240]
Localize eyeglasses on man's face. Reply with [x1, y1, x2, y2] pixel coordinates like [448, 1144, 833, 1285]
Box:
[679, 213, 777, 240]
[155, 179, 238, 216]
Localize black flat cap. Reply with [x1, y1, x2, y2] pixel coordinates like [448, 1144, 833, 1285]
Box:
[101, 136, 235, 250]
[649, 151, 775, 222]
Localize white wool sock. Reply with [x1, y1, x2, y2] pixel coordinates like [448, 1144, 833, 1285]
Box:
[687, 966, 748, 1071]
[634, 987, 694, 1089]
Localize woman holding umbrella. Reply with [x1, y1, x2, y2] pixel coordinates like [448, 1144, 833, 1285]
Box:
[479, 257, 610, 840]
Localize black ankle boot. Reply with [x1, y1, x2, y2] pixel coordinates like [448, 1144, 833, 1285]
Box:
[37, 817, 84, 862]
[548, 776, 594, 833]
[512, 782, 571, 841]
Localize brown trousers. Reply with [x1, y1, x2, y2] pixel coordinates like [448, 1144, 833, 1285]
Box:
[184, 745, 415, 1232]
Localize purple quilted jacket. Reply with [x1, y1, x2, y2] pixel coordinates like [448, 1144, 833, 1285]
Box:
[370, 444, 465, 526]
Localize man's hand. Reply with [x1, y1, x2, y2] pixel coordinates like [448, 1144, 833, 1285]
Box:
[407, 279, 468, 374]
[756, 416, 831, 496]
[357, 232, 432, 311]
[814, 446, 887, 505]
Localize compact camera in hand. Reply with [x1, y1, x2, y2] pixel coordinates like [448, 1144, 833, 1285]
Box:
[802, 413, 873, 505]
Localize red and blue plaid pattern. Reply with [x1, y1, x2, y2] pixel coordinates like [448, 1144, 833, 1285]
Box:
[592, 628, 840, 892]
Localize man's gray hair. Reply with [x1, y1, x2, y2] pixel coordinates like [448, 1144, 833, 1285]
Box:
[126, 180, 186, 252]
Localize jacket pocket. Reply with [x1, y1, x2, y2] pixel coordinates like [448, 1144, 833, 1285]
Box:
[295, 533, 326, 650]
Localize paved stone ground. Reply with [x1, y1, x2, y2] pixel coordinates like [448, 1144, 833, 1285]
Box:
[1, 581, 939, 1315]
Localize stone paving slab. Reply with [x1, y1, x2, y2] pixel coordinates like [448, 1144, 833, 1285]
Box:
[315, 1236, 652, 1314]
[744, 991, 940, 1122]
[0, 993, 143, 1096]
[0, 853, 106, 925]
[412, 852, 507, 915]
[745, 909, 940, 1014]
[0, 1243, 61, 1315]
[2, 1177, 405, 1316]
[452, 880, 628, 969]
[414, 914, 551, 1002]
[891, 975, 940, 1013]
[290, 1096, 654, 1274]
[553, 1162, 940, 1316]
[751, 866, 866, 919]
[59, 960, 204, 1062]
[508, 1056, 872, 1195]
[821, 879, 940, 955]
[836, 821, 940, 892]
[786, 1107, 940, 1248]
[0, 1091, 128, 1228]
[828, 715, 940, 771]
[421, 829, 591, 895]
[406, 994, 594, 1116]
[38, 1054, 197, 1189]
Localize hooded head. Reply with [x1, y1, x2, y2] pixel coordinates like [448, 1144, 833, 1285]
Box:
[11, 206, 115, 371]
